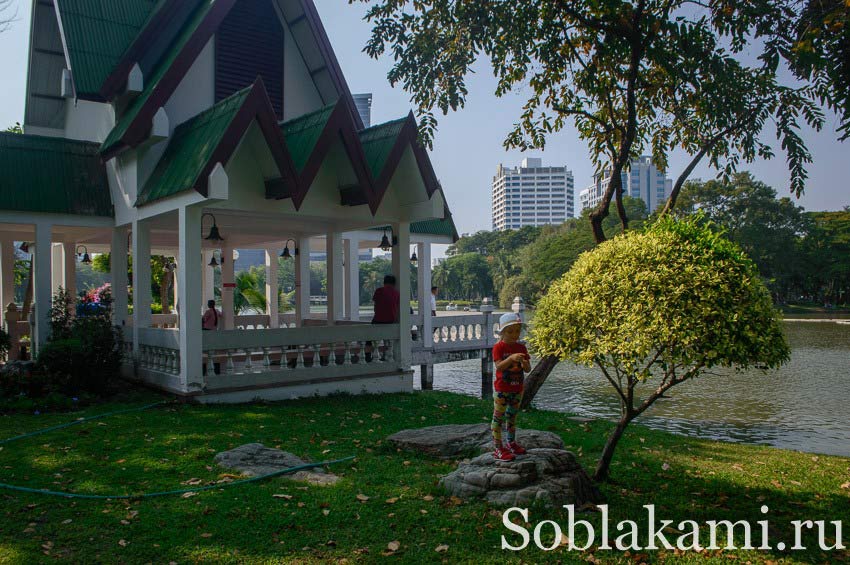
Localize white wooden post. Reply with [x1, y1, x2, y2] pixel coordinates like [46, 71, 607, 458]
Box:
[111, 227, 129, 328]
[220, 244, 234, 329]
[0, 237, 15, 327]
[33, 222, 53, 351]
[417, 242, 433, 347]
[202, 250, 215, 310]
[51, 243, 63, 296]
[344, 237, 360, 321]
[62, 242, 77, 301]
[132, 219, 152, 354]
[295, 236, 310, 326]
[392, 222, 412, 370]
[327, 231, 344, 324]
[178, 206, 202, 386]
[265, 248, 279, 328]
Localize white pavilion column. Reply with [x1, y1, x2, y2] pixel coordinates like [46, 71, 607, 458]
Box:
[344, 237, 360, 321]
[392, 222, 412, 369]
[0, 237, 16, 325]
[326, 231, 344, 324]
[50, 243, 63, 295]
[265, 248, 279, 328]
[33, 222, 53, 351]
[294, 236, 310, 326]
[132, 219, 152, 354]
[202, 250, 215, 310]
[220, 244, 234, 329]
[62, 242, 77, 301]
[178, 206, 202, 386]
[416, 242, 433, 348]
[110, 227, 129, 328]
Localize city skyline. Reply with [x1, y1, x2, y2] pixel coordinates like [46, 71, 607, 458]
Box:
[0, 0, 847, 240]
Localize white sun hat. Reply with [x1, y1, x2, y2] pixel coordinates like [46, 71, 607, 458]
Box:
[498, 312, 524, 334]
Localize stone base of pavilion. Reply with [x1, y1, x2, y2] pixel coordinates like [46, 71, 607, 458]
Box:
[121, 363, 413, 404]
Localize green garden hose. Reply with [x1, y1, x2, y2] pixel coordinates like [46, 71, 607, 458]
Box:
[0, 400, 355, 499]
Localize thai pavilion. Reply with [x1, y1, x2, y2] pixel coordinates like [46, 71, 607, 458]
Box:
[0, 0, 458, 402]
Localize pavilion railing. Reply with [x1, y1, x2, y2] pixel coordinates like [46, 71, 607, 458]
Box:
[200, 323, 401, 391]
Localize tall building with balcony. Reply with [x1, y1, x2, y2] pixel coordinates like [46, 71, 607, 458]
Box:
[579, 156, 672, 213]
[491, 158, 575, 231]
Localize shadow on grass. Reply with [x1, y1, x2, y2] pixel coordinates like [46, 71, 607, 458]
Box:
[0, 390, 847, 563]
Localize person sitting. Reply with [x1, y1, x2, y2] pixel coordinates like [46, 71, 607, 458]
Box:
[368, 275, 400, 361]
[202, 299, 221, 331]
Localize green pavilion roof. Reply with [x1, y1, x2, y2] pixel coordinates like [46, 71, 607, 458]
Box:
[100, 0, 215, 155]
[0, 133, 113, 216]
[136, 87, 252, 206]
[57, 0, 162, 97]
[358, 117, 407, 180]
[280, 104, 336, 173]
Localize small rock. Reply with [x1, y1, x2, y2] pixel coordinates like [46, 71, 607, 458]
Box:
[214, 443, 339, 486]
[387, 424, 564, 458]
[440, 448, 602, 508]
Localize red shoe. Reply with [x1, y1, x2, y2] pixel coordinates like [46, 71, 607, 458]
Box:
[493, 447, 515, 461]
[507, 441, 527, 455]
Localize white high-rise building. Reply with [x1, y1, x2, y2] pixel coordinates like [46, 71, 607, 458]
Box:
[579, 156, 672, 213]
[353, 93, 372, 127]
[491, 158, 575, 231]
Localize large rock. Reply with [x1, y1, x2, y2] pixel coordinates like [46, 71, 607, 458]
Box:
[386, 423, 564, 458]
[214, 443, 339, 486]
[440, 448, 602, 507]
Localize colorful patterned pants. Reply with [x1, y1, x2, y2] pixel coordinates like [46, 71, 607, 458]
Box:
[491, 390, 522, 445]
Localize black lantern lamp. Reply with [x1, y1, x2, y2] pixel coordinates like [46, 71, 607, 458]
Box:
[379, 227, 397, 252]
[410, 248, 418, 264]
[279, 239, 299, 260]
[201, 212, 224, 242]
[207, 250, 224, 268]
[76, 245, 92, 264]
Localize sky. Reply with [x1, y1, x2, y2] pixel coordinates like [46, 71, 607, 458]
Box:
[0, 0, 848, 239]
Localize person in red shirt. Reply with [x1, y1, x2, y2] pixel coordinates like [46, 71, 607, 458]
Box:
[491, 312, 531, 461]
[367, 275, 400, 361]
[372, 275, 400, 323]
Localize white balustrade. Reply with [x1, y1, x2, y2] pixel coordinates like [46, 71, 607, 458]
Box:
[134, 328, 180, 377]
[200, 323, 402, 391]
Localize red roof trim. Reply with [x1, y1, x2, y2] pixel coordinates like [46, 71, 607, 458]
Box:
[98, 0, 187, 100]
[189, 78, 299, 200]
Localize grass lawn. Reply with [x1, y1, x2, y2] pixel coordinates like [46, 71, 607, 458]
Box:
[0, 387, 848, 563]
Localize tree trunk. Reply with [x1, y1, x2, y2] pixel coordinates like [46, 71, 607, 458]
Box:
[520, 354, 560, 409]
[21, 260, 33, 317]
[593, 415, 631, 482]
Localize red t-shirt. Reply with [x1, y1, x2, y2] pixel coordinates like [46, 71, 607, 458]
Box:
[493, 341, 529, 393]
[372, 285, 400, 323]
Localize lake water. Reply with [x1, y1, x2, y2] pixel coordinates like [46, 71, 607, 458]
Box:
[414, 321, 850, 457]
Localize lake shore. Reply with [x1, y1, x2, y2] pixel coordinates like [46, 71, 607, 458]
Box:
[1, 388, 847, 563]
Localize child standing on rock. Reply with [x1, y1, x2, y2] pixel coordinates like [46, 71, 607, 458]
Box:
[491, 312, 531, 461]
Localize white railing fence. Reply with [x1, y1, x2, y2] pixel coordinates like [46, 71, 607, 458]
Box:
[200, 323, 401, 391]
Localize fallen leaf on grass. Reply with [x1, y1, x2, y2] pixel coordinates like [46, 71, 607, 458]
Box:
[322, 509, 330, 516]
[356, 493, 370, 502]
[181, 491, 198, 498]
[181, 478, 203, 486]
[423, 495, 434, 501]
[840, 482, 849, 490]
[435, 544, 449, 553]
[118, 539, 128, 547]
[385, 497, 399, 504]
[273, 494, 293, 499]
[200, 533, 212, 538]
[387, 541, 400, 552]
